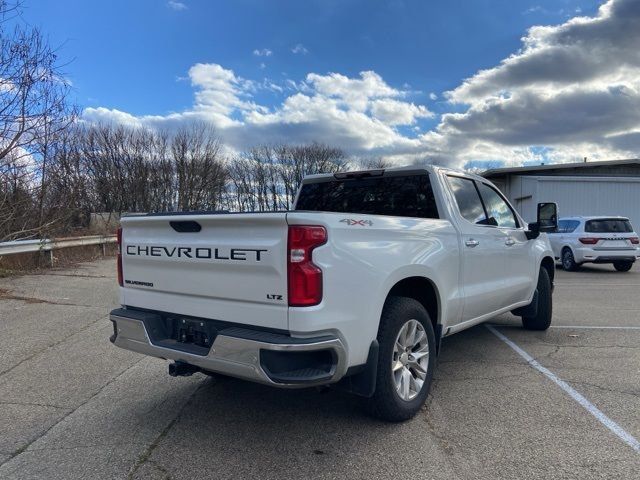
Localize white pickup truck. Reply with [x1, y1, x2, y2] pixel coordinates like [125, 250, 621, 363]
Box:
[110, 166, 557, 421]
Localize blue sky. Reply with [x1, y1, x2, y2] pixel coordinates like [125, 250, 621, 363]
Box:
[22, 0, 639, 168]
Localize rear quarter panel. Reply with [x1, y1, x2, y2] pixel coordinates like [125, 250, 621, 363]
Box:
[287, 211, 462, 367]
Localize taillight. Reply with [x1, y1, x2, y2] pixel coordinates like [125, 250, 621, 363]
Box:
[117, 227, 123, 286]
[578, 237, 599, 245]
[630, 237, 639, 245]
[287, 225, 327, 306]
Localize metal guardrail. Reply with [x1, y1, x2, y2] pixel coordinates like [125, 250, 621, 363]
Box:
[0, 235, 117, 257]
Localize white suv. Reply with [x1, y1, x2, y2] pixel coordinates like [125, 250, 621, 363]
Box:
[548, 216, 640, 271]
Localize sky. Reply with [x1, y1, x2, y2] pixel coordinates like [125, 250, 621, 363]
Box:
[21, 0, 640, 169]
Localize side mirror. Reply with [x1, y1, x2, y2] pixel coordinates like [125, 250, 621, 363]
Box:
[537, 202, 558, 232]
[526, 202, 558, 240]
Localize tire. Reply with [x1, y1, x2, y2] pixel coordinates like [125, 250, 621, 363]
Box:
[561, 247, 579, 271]
[613, 261, 633, 272]
[522, 267, 553, 331]
[366, 296, 436, 422]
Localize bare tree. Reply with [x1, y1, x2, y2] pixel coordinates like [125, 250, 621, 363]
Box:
[276, 143, 347, 209]
[0, 1, 76, 240]
[358, 157, 392, 170]
[0, 2, 72, 162]
[42, 126, 92, 233]
[75, 122, 227, 216]
[226, 155, 260, 212]
[0, 148, 36, 239]
[225, 143, 347, 212]
[172, 123, 227, 211]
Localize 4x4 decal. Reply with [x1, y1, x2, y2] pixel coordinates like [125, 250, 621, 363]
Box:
[340, 218, 373, 226]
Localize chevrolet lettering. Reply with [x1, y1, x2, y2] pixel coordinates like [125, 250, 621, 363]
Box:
[125, 245, 267, 261]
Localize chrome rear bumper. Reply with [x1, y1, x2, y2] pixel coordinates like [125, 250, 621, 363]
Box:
[109, 309, 348, 388]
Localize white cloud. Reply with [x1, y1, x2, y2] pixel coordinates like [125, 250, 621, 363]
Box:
[522, 5, 576, 17]
[291, 44, 309, 55]
[84, 67, 428, 158]
[187, 63, 263, 127]
[448, 0, 640, 104]
[167, 1, 187, 11]
[84, 0, 640, 169]
[370, 99, 433, 125]
[433, 0, 640, 167]
[308, 71, 398, 106]
[83, 107, 144, 129]
[253, 48, 272, 57]
[523, 6, 544, 15]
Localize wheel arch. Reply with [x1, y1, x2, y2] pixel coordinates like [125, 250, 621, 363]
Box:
[384, 276, 440, 335]
[561, 244, 574, 256]
[541, 256, 555, 285]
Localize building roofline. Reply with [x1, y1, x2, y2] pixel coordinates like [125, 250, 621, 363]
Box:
[482, 158, 640, 177]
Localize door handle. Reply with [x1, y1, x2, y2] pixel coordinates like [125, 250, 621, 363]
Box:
[505, 238, 516, 246]
[465, 239, 480, 248]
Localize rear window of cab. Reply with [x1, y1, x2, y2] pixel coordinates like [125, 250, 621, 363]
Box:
[295, 174, 440, 219]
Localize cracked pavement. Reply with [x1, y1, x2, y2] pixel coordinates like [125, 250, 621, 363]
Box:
[0, 259, 639, 479]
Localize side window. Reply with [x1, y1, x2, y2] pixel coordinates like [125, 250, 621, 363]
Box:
[555, 220, 568, 234]
[476, 182, 518, 228]
[566, 220, 580, 233]
[447, 176, 487, 225]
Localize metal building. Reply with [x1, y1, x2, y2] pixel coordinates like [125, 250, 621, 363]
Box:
[482, 159, 640, 229]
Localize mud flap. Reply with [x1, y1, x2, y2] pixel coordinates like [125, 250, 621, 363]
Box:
[333, 340, 378, 398]
[511, 289, 539, 318]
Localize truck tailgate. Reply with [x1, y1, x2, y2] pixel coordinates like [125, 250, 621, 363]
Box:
[120, 213, 289, 330]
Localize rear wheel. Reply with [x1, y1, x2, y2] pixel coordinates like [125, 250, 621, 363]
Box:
[613, 261, 633, 272]
[522, 267, 552, 331]
[366, 296, 436, 422]
[562, 247, 579, 271]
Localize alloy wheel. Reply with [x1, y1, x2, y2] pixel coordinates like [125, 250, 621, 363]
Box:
[563, 250, 573, 269]
[391, 319, 430, 401]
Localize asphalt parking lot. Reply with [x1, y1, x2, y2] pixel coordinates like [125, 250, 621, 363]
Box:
[0, 259, 638, 479]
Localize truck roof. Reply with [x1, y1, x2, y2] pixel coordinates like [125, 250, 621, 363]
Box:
[302, 164, 487, 184]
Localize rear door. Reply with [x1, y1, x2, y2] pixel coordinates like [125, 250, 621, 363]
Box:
[446, 175, 508, 321]
[120, 213, 289, 330]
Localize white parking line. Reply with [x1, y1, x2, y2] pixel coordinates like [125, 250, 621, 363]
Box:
[555, 283, 640, 287]
[486, 324, 640, 454]
[550, 325, 640, 330]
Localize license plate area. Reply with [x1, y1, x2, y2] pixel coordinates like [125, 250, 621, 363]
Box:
[601, 240, 629, 248]
[175, 318, 215, 348]
[142, 314, 218, 356]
